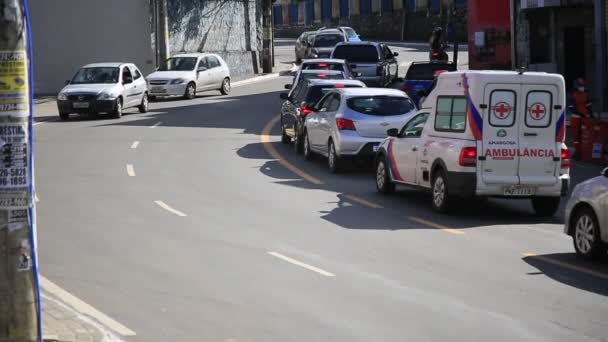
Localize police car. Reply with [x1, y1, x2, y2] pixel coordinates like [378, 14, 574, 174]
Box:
[374, 70, 570, 216]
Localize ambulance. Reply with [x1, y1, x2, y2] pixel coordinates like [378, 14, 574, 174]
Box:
[374, 70, 570, 216]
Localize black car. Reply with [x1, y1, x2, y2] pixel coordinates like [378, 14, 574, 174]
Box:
[279, 79, 366, 153]
[295, 31, 315, 63]
[307, 29, 347, 59]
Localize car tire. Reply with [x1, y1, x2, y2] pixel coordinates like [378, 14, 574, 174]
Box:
[184, 82, 196, 100]
[375, 156, 395, 194]
[112, 98, 123, 119]
[281, 126, 290, 144]
[431, 169, 450, 212]
[572, 207, 606, 259]
[149, 95, 157, 102]
[531, 196, 560, 217]
[303, 130, 313, 160]
[138, 93, 149, 113]
[328, 140, 342, 173]
[293, 123, 303, 154]
[59, 112, 69, 121]
[220, 78, 230, 95]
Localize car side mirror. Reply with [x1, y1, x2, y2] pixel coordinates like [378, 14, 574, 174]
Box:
[198, 67, 207, 72]
[393, 52, 399, 57]
[354, 72, 361, 77]
[65, 80, 70, 85]
[284, 84, 292, 90]
[602, 167, 608, 177]
[387, 128, 399, 137]
[279, 93, 289, 100]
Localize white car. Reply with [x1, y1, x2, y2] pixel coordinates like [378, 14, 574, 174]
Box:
[302, 88, 416, 173]
[374, 71, 570, 215]
[57, 63, 148, 120]
[564, 168, 608, 259]
[146, 53, 231, 100]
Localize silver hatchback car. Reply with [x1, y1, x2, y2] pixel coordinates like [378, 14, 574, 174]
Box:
[302, 88, 416, 172]
[564, 167, 608, 259]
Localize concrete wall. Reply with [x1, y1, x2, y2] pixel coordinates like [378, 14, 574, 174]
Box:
[29, 0, 155, 95]
[167, 0, 262, 80]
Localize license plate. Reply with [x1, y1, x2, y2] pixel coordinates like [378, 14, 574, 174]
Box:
[503, 186, 535, 196]
[373, 145, 380, 152]
[72, 102, 89, 109]
[151, 86, 166, 93]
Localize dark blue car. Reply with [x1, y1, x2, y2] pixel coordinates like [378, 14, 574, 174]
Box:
[401, 62, 456, 107]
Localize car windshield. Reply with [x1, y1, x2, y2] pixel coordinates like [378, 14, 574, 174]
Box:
[314, 34, 343, 47]
[343, 28, 357, 38]
[347, 96, 415, 116]
[405, 63, 457, 80]
[301, 63, 346, 72]
[306, 84, 363, 103]
[70, 67, 120, 84]
[160, 57, 197, 71]
[299, 72, 345, 82]
[332, 45, 379, 62]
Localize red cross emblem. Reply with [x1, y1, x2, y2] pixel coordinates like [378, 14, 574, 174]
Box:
[493, 102, 511, 120]
[529, 103, 546, 120]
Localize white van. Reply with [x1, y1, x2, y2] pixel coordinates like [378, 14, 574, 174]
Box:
[374, 70, 570, 216]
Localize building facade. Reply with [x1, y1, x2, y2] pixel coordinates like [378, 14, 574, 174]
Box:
[273, 0, 468, 42]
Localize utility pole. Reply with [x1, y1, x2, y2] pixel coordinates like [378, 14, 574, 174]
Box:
[154, 0, 170, 69]
[0, 0, 40, 342]
[262, 0, 273, 73]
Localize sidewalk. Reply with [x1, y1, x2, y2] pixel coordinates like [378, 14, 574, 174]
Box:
[42, 292, 120, 342]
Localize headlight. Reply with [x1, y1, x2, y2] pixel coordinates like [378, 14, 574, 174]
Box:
[57, 93, 67, 101]
[97, 92, 119, 100]
[170, 78, 186, 85]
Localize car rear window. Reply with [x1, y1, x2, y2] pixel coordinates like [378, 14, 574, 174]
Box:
[405, 63, 457, 80]
[332, 45, 379, 63]
[305, 84, 363, 103]
[346, 96, 415, 116]
[314, 35, 344, 47]
[302, 63, 346, 72]
[300, 72, 345, 82]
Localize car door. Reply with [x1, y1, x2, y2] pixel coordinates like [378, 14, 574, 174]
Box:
[206, 56, 222, 88]
[383, 45, 398, 80]
[130, 65, 146, 103]
[320, 93, 342, 148]
[282, 81, 305, 135]
[391, 112, 429, 183]
[307, 93, 333, 152]
[121, 66, 137, 107]
[196, 57, 211, 91]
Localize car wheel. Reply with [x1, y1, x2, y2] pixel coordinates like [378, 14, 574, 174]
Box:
[112, 98, 123, 119]
[293, 123, 303, 154]
[281, 125, 290, 144]
[184, 82, 196, 100]
[431, 169, 450, 212]
[59, 112, 69, 121]
[328, 140, 341, 173]
[149, 95, 157, 102]
[531, 196, 560, 217]
[138, 93, 149, 113]
[572, 207, 606, 259]
[303, 130, 313, 160]
[220, 78, 230, 95]
[376, 156, 395, 194]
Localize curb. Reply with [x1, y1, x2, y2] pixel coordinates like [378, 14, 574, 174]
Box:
[231, 73, 280, 87]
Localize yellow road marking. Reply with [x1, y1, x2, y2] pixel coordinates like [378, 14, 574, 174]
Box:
[410, 216, 465, 235]
[523, 253, 608, 280]
[268, 251, 335, 277]
[344, 194, 383, 209]
[260, 115, 323, 185]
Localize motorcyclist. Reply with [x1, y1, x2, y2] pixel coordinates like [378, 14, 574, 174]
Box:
[429, 27, 447, 61]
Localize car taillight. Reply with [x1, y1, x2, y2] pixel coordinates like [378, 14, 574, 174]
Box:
[561, 147, 571, 169]
[459, 147, 477, 167]
[336, 118, 356, 131]
[317, 73, 327, 78]
[432, 52, 439, 57]
[401, 84, 411, 93]
[300, 104, 313, 116]
[318, 63, 328, 67]
[376, 65, 383, 76]
[334, 84, 345, 88]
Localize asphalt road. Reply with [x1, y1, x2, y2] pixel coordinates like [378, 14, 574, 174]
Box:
[34, 46, 608, 342]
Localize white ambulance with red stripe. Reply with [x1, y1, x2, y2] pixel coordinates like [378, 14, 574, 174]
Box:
[374, 70, 570, 216]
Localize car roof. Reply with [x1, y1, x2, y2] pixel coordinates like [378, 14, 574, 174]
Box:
[82, 62, 126, 68]
[306, 79, 366, 86]
[171, 53, 211, 58]
[301, 58, 346, 64]
[334, 41, 380, 48]
[300, 69, 344, 74]
[336, 88, 408, 97]
[316, 29, 343, 35]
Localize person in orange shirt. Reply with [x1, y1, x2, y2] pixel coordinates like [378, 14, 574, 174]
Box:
[572, 78, 591, 117]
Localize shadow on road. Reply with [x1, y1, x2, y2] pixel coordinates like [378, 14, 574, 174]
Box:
[523, 253, 608, 296]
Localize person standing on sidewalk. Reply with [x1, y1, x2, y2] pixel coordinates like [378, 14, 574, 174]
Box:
[570, 78, 592, 157]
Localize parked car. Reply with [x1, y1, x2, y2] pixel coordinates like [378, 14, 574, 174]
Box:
[565, 167, 608, 259]
[146, 53, 231, 100]
[318, 26, 361, 42]
[331, 42, 399, 87]
[299, 59, 358, 79]
[295, 31, 316, 63]
[374, 71, 570, 215]
[401, 61, 457, 107]
[57, 63, 148, 120]
[285, 69, 347, 96]
[302, 88, 416, 172]
[308, 29, 347, 59]
[279, 79, 366, 153]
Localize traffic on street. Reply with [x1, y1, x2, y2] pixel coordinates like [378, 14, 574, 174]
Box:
[31, 30, 608, 342]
